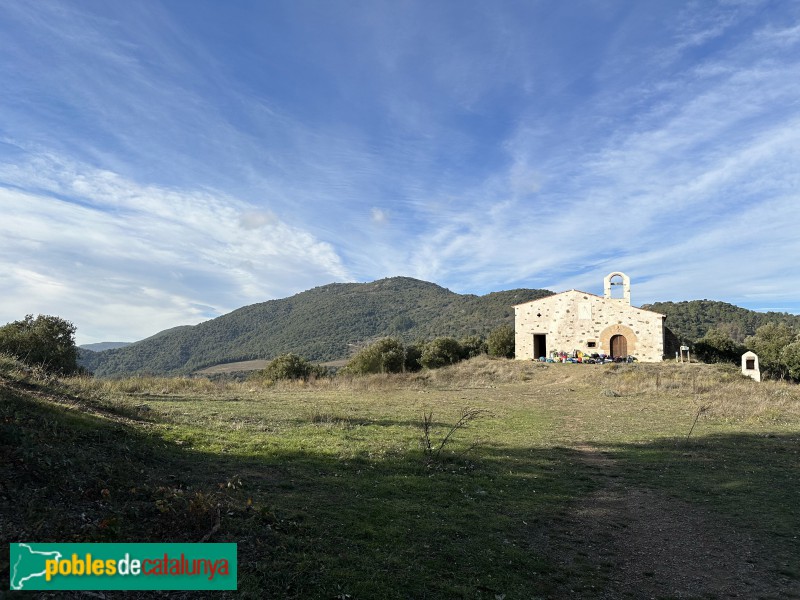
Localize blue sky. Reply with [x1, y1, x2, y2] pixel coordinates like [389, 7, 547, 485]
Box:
[1, 0, 799, 344]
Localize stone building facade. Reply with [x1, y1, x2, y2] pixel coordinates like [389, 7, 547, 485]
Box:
[514, 272, 666, 362]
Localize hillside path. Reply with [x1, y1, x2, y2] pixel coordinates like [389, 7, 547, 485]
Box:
[542, 443, 796, 599]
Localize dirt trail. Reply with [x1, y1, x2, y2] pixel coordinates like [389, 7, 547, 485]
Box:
[543, 444, 797, 599]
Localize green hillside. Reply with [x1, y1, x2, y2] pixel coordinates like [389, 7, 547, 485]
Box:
[643, 300, 800, 343]
[80, 277, 552, 377]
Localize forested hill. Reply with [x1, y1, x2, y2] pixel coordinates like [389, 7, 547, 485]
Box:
[79, 277, 553, 377]
[642, 300, 800, 342]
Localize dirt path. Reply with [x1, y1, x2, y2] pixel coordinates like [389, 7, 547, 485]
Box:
[542, 444, 797, 599]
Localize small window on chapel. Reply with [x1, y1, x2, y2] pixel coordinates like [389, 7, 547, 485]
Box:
[746, 359, 755, 370]
[587, 341, 597, 348]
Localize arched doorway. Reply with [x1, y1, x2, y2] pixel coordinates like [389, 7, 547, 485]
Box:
[600, 324, 637, 359]
[610, 334, 628, 358]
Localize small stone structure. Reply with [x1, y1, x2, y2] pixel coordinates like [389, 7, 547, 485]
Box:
[514, 272, 666, 362]
[741, 351, 761, 382]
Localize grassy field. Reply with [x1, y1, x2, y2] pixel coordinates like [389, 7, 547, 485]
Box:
[2, 355, 799, 598]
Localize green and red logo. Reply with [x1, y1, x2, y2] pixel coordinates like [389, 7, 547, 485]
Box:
[9, 543, 237, 591]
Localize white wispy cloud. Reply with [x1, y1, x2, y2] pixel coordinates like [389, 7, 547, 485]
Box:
[397, 6, 800, 309]
[0, 155, 350, 343]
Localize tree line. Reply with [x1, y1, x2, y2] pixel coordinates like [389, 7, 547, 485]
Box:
[251, 326, 516, 381]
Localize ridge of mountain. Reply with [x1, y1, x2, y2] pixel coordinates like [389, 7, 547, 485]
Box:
[79, 342, 133, 352]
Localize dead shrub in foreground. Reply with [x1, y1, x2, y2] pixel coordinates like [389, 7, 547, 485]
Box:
[421, 407, 488, 466]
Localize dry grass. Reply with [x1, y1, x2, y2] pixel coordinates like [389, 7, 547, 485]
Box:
[62, 357, 800, 426]
[595, 361, 800, 423]
[64, 373, 240, 397]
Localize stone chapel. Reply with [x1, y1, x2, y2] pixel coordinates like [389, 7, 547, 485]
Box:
[514, 272, 666, 362]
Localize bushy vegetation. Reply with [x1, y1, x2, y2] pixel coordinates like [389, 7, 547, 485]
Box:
[0, 314, 80, 375]
[691, 321, 800, 382]
[744, 322, 800, 381]
[403, 342, 422, 372]
[458, 335, 488, 359]
[782, 341, 800, 381]
[344, 338, 407, 374]
[487, 324, 515, 358]
[693, 328, 747, 364]
[255, 353, 327, 381]
[345, 336, 488, 374]
[343, 328, 515, 374]
[419, 337, 463, 369]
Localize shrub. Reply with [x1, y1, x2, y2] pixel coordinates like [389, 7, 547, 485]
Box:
[459, 335, 487, 359]
[487, 325, 515, 359]
[0, 314, 80, 375]
[404, 343, 423, 372]
[745, 323, 797, 380]
[781, 341, 800, 382]
[345, 338, 406, 374]
[260, 353, 318, 381]
[419, 338, 463, 369]
[694, 328, 746, 364]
